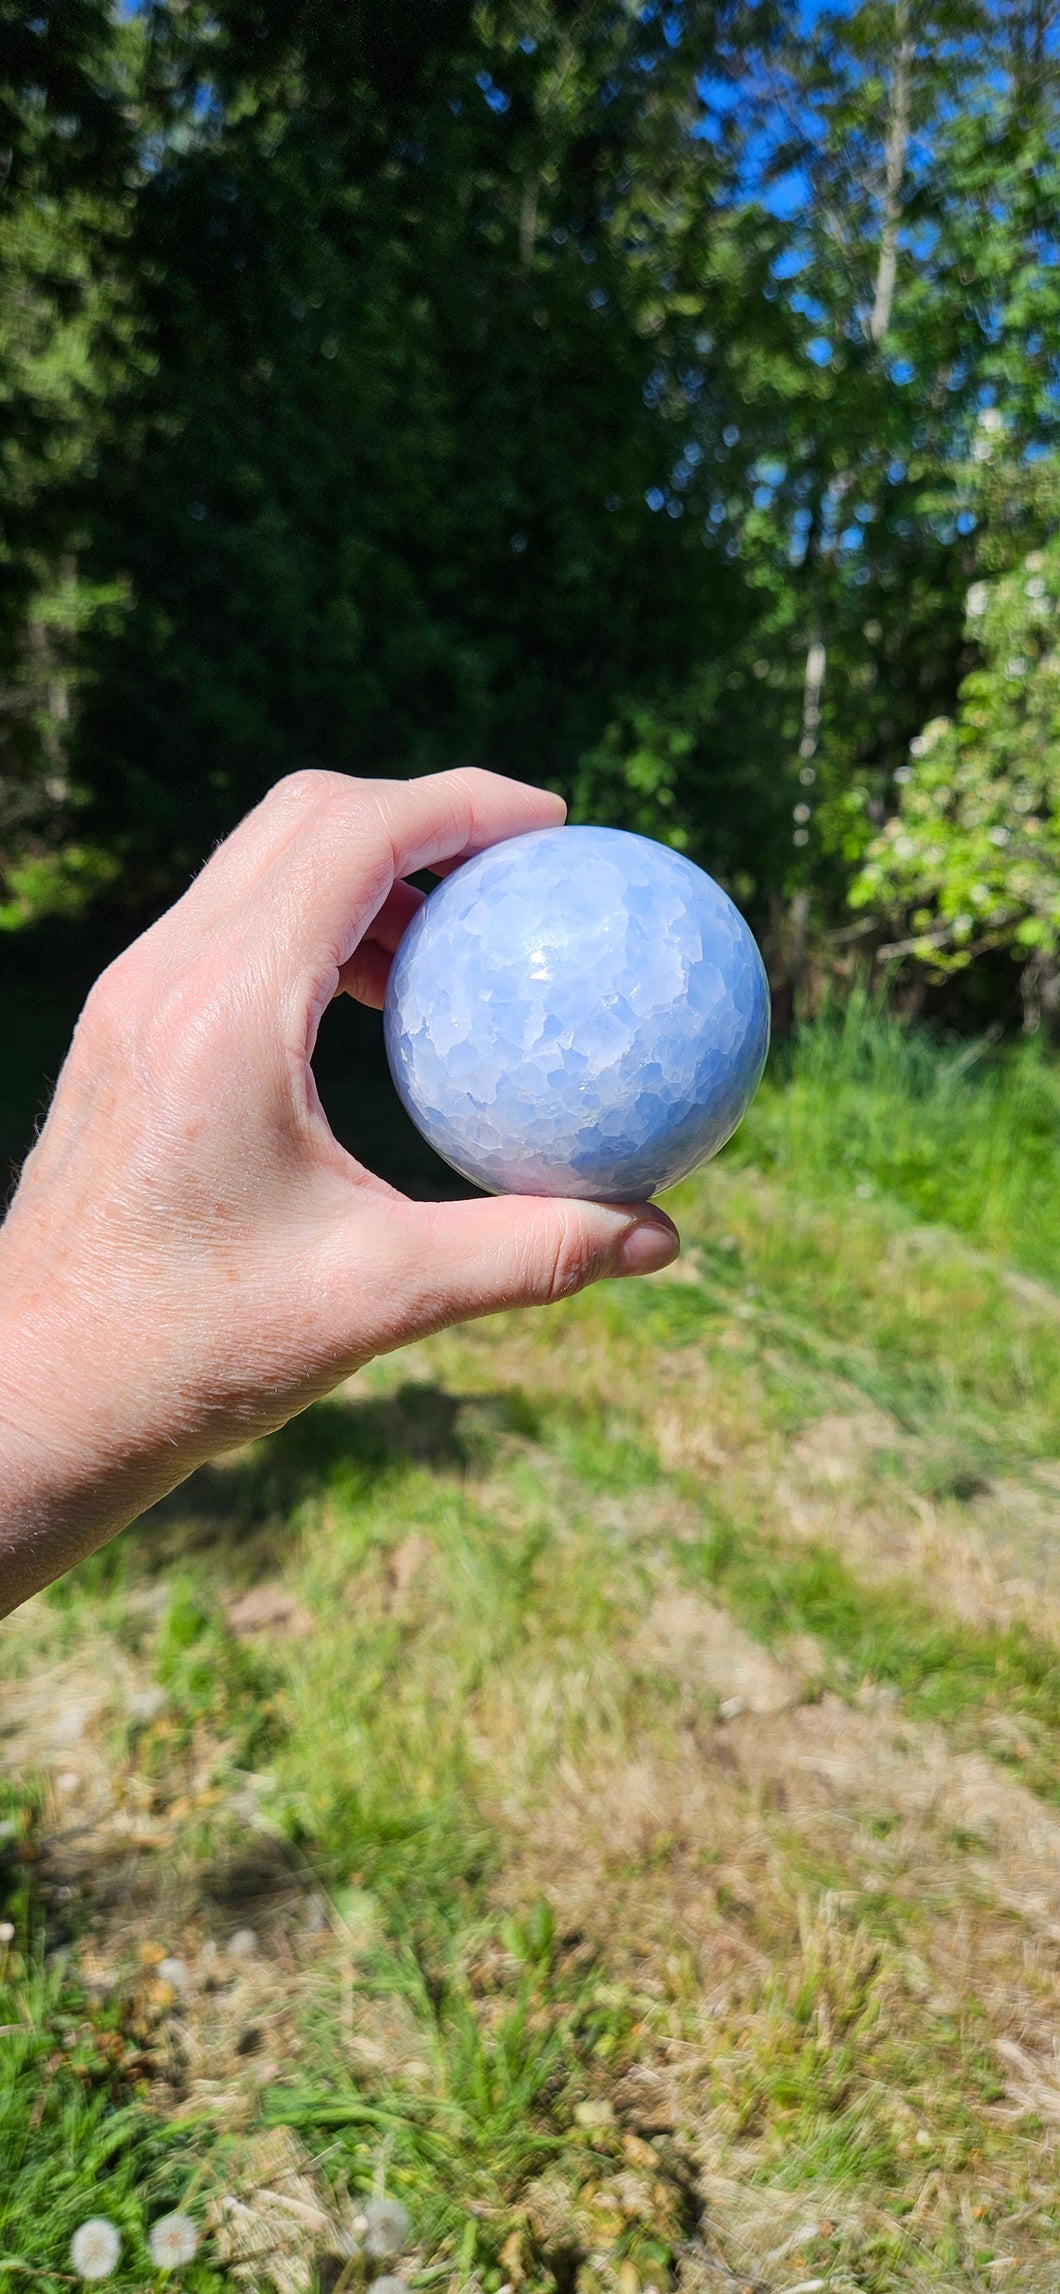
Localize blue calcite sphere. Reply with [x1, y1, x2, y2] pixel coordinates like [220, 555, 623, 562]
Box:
[383, 825, 770, 1201]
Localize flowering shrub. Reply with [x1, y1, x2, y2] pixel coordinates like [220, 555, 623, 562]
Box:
[852, 543, 1060, 975]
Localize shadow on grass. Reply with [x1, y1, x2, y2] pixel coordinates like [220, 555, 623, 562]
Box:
[136, 1379, 541, 1572]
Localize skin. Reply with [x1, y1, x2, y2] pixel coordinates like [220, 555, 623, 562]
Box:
[0, 768, 679, 1616]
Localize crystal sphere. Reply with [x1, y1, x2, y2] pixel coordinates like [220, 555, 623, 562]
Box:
[383, 825, 769, 1200]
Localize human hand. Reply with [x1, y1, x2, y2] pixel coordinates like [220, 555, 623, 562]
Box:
[0, 769, 678, 1612]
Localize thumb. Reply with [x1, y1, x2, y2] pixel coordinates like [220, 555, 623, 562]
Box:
[359, 1193, 680, 1352]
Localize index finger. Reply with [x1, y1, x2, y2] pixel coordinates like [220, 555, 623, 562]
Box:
[252, 767, 566, 982]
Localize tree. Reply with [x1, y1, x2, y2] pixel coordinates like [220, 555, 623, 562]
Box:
[852, 498, 1060, 1027]
[60, 0, 793, 905]
[0, 0, 134, 891]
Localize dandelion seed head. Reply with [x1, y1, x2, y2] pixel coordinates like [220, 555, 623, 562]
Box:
[369, 2277, 411, 2294]
[363, 2197, 411, 2259]
[149, 2212, 200, 2268]
[70, 2218, 121, 2281]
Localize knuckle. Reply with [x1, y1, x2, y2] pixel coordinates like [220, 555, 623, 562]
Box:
[444, 763, 499, 813]
[268, 767, 353, 815]
[76, 946, 226, 1103]
[75, 952, 145, 1056]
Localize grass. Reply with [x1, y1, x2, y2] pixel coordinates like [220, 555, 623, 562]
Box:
[733, 991, 1060, 1286]
[3, 1000, 1060, 2288]
[0, 1785, 225, 2289]
[684, 1516, 1060, 1797]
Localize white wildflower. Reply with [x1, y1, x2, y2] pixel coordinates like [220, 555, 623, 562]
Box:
[369, 2279, 411, 2294]
[70, 2219, 121, 2281]
[157, 1956, 188, 1992]
[893, 765, 913, 784]
[909, 735, 927, 757]
[0, 1920, 14, 1944]
[977, 405, 1005, 434]
[228, 1927, 259, 1957]
[149, 2213, 200, 2269]
[988, 825, 1011, 845]
[966, 581, 989, 618]
[363, 2197, 411, 2260]
[1006, 656, 1028, 677]
[1025, 550, 1045, 572]
[1026, 576, 1047, 600]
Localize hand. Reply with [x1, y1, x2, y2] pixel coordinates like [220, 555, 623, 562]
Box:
[0, 768, 678, 1613]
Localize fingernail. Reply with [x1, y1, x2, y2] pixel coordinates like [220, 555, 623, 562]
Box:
[613, 1217, 680, 1277]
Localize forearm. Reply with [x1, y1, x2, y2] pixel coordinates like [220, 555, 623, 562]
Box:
[0, 1209, 202, 1613]
[0, 1270, 151, 1613]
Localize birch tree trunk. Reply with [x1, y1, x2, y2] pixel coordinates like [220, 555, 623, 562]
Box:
[869, 0, 914, 346]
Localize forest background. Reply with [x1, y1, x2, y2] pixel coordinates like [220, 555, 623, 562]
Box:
[3, 0, 1060, 1050]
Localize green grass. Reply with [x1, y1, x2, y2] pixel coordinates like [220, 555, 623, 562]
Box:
[5, 999, 1060, 2289]
[732, 992, 1060, 1286]
[0, 1786, 223, 2290]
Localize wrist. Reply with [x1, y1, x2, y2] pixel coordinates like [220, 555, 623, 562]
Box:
[0, 1229, 163, 1613]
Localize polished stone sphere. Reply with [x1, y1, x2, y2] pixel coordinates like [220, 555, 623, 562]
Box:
[383, 825, 770, 1200]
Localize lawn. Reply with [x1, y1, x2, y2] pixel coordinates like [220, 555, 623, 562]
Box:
[3, 1007, 1060, 2290]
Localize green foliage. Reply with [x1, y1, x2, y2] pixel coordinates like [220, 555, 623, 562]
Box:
[3, 0, 1060, 991]
[853, 524, 1060, 976]
[0, 0, 138, 861]
[58, 0, 800, 898]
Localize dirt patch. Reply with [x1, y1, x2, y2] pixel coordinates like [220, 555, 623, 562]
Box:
[776, 1406, 1060, 1641]
[226, 1584, 313, 1639]
[632, 1590, 810, 1718]
[789, 1406, 900, 1486]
